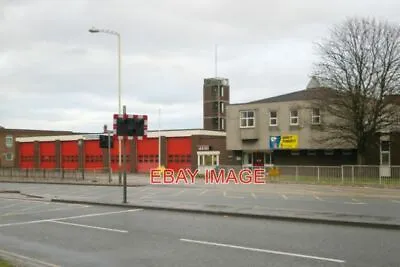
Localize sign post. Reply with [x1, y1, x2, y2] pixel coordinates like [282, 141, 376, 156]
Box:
[122, 106, 127, 203]
[113, 108, 148, 204]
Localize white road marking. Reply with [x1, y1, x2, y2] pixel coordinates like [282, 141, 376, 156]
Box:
[281, 194, 288, 200]
[199, 190, 208, 196]
[171, 190, 186, 196]
[223, 191, 244, 199]
[313, 195, 324, 201]
[251, 193, 257, 199]
[0, 208, 143, 228]
[391, 200, 400, 204]
[0, 248, 60, 267]
[139, 195, 154, 199]
[49, 220, 128, 233]
[344, 202, 366, 205]
[180, 238, 345, 264]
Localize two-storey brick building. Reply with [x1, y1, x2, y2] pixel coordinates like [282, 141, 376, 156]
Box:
[0, 126, 76, 168]
[226, 77, 400, 167]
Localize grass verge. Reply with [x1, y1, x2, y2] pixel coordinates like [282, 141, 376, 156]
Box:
[0, 258, 14, 267]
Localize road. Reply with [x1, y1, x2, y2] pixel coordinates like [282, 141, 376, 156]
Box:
[1, 182, 400, 219]
[0, 196, 399, 267]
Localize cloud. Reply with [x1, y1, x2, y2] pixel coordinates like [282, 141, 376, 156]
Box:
[1, 0, 399, 132]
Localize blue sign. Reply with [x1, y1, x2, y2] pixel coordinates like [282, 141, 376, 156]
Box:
[269, 136, 281, 150]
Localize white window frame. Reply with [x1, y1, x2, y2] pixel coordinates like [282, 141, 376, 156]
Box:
[220, 86, 224, 97]
[289, 110, 299, 126]
[269, 111, 278, 126]
[311, 108, 321, 125]
[5, 135, 13, 148]
[4, 152, 13, 161]
[240, 110, 255, 128]
[221, 118, 225, 130]
[221, 102, 224, 114]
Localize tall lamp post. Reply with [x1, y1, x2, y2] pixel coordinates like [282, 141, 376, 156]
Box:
[88, 26, 123, 183]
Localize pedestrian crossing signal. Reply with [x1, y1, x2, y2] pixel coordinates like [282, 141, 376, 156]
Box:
[99, 135, 113, 149]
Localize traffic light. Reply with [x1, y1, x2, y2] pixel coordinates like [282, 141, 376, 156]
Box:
[127, 118, 144, 136]
[116, 117, 144, 137]
[99, 135, 113, 148]
[116, 118, 128, 136]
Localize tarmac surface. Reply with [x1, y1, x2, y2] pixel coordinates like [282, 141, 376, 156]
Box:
[1, 182, 400, 227]
[0, 196, 399, 267]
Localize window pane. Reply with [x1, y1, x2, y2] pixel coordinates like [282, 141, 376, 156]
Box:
[270, 111, 277, 117]
[204, 155, 213, 166]
[240, 118, 247, 127]
[248, 119, 254, 126]
[270, 118, 277, 125]
[240, 111, 247, 118]
[381, 153, 390, 165]
[312, 116, 320, 124]
[291, 118, 298, 124]
[381, 141, 390, 152]
[313, 108, 320, 116]
[247, 111, 254, 117]
[291, 110, 298, 116]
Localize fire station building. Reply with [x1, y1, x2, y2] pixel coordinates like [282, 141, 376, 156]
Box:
[15, 129, 230, 174]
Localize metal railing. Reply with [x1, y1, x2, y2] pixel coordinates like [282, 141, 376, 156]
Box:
[218, 165, 400, 186]
[0, 167, 113, 184]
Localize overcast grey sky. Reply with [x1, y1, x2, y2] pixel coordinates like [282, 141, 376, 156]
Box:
[1, 0, 399, 132]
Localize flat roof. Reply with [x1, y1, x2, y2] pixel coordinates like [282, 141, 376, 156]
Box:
[16, 129, 226, 142]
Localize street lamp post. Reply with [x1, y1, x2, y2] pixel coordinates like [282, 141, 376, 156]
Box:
[89, 26, 123, 184]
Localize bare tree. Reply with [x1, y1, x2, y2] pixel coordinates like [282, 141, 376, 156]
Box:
[311, 17, 400, 164]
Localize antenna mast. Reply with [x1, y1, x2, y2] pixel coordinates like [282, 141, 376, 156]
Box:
[214, 44, 218, 77]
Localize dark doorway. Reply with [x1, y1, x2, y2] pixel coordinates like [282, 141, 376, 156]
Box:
[253, 152, 264, 167]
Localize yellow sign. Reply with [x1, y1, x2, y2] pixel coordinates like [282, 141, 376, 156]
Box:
[279, 135, 298, 149]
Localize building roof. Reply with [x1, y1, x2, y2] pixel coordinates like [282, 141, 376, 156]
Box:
[228, 76, 335, 106]
[0, 127, 75, 134]
[230, 87, 334, 105]
[16, 129, 226, 143]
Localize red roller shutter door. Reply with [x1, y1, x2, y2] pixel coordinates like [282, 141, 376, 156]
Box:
[84, 140, 104, 170]
[137, 138, 158, 173]
[61, 141, 79, 169]
[19, 142, 35, 169]
[110, 137, 132, 172]
[39, 142, 56, 169]
[166, 137, 192, 171]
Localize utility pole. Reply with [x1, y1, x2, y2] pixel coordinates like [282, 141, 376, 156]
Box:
[122, 105, 127, 203]
[108, 128, 112, 183]
[158, 108, 161, 168]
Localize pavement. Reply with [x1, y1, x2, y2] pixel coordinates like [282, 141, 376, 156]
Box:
[1, 181, 400, 229]
[0, 196, 399, 267]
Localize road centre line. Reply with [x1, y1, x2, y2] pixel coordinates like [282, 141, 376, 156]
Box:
[199, 190, 208, 195]
[281, 194, 288, 200]
[171, 190, 186, 196]
[0, 208, 143, 228]
[223, 191, 245, 199]
[392, 200, 400, 204]
[0, 248, 60, 267]
[313, 195, 324, 201]
[180, 238, 345, 264]
[251, 193, 257, 199]
[49, 220, 128, 233]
